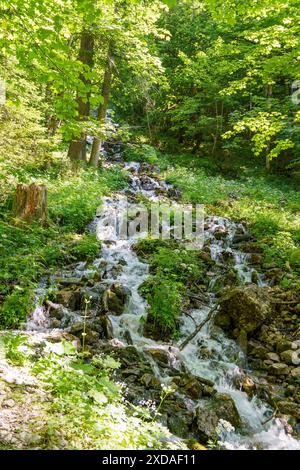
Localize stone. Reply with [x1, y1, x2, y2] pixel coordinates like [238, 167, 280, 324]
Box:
[196, 393, 241, 443]
[102, 283, 131, 316]
[291, 366, 300, 378]
[214, 228, 228, 240]
[55, 287, 82, 311]
[277, 401, 300, 419]
[3, 399, 15, 407]
[215, 285, 273, 338]
[241, 376, 256, 396]
[266, 352, 280, 362]
[276, 340, 293, 353]
[147, 348, 170, 365]
[55, 277, 83, 286]
[248, 341, 269, 359]
[268, 363, 289, 376]
[280, 350, 296, 365]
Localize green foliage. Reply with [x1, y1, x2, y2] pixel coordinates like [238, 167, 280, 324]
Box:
[136, 237, 207, 337]
[32, 346, 183, 449]
[123, 143, 159, 164]
[1, 333, 28, 365]
[140, 277, 182, 337]
[149, 0, 300, 172]
[48, 167, 127, 231]
[69, 233, 100, 261]
[158, 153, 300, 279]
[0, 333, 185, 450]
[0, 288, 33, 329]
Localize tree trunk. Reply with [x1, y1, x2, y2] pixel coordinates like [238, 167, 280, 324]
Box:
[89, 45, 113, 167]
[13, 183, 47, 225]
[68, 30, 95, 162]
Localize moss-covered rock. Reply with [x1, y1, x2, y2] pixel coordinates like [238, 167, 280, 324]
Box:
[215, 285, 273, 338]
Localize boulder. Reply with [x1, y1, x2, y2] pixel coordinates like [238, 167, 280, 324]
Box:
[280, 350, 296, 365]
[102, 283, 131, 315]
[215, 285, 273, 338]
[277, 402, 300, 419]
[291, 366, 300, 378]
[196, 393, 241, 443]
[266, 352, 280, 363]
[268, 363, 289, 376]
[55, 287, 83, 311]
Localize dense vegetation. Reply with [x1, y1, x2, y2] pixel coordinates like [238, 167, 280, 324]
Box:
[0, 0, 299, 451]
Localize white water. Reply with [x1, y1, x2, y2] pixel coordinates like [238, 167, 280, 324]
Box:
[27, 159, 300, 450]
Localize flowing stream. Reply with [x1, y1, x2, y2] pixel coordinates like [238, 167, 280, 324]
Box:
[27, 156, 300, 450]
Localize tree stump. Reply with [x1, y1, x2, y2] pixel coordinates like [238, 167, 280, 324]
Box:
[13, 183, 47, 225]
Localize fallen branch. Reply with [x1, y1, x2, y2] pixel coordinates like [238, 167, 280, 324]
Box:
[182, 310, 197, 326]
[179, 304, 219, 351]
[187, 292, 208, 302]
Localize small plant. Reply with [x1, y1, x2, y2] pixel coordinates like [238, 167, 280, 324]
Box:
[2, 333, 28, 366]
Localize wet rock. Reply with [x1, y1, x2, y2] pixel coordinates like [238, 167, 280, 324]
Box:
[46, 300, 65, 320]
[251, 271, 259, 284]
[102, 283, 131, 315]
[167, 187, 181, 199]
[215, 285, 273, 339]
[140, 373, 161, 389]
[196, 393, 241, 442]
[55, 276, 84, 286]
[214, 228, 228, 240]
[55, 287, 83, 311]
[147, 348, 170, 366]
[80, 284, 105, 309]
[232, 233, 251, 244]
[68, 323, 101, 346]
[241, 376, 256, 397]
[99, 315, 113, 339]
[167, 412, 193, 439]
[171, 373, 215, 400]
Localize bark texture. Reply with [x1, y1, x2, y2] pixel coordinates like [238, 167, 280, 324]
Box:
[89, 45, 113, 167]
[68, 30, 95, 162]
[13, 183, 47, 225]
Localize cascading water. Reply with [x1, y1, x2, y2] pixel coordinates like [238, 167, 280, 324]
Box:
[27, 157, 300, 450]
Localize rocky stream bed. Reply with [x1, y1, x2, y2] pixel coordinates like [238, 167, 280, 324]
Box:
[3, 144, 300, 450]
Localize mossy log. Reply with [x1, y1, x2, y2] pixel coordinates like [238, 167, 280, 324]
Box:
[13, 183, 47, 225]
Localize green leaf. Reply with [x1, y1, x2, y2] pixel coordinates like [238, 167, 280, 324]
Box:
[88, 389, 108, 404]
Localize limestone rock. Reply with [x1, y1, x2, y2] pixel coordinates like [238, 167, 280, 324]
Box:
[196, 393, 241, 443]
[215, 285, 273, 338]
[102, 283, 131, 315]
[268, 363, 289, 376]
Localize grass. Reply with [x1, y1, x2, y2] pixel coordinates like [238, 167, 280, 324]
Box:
[154, 153, 300, 291]
[0, 149, 128, 328]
